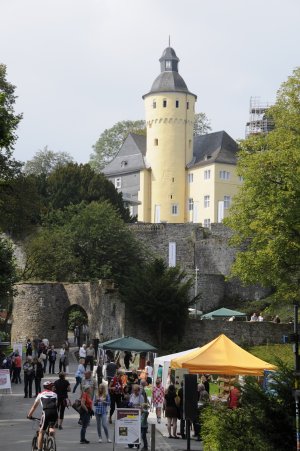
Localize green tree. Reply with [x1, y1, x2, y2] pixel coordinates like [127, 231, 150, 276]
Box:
[46, 163, 131, 222]
[193, 112, 212, 136]
[224, 68, 300, 301]
[120, 258, 197, 349]
[90, 120, 146, 171]
[0, 174, 42, 237]
[0, 64, 22, 180]
[23, 146, 74, 176]
[0, 236, 18, 325]
[23, 201, 141, 283]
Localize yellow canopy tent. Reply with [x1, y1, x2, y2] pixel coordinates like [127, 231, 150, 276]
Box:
[170, 334, 277, 376]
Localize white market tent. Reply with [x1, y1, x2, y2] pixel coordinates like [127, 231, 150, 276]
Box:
[154, 347, 198, 388]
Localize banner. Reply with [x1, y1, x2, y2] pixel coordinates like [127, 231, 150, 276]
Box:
[0, 369, 11, 390]
[115, 408, 140, 445]
[13, 342, 23, 362]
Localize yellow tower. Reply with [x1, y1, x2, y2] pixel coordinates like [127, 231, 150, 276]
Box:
[142, 46, 197, 223]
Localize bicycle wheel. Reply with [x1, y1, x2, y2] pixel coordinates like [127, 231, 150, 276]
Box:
[46, 436, 56, 451]
[31, 435, 37, 451]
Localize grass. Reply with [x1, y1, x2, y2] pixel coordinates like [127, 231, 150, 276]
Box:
[249, 343, 294, 367]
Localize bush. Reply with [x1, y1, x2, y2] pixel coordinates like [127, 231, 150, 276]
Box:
[201, 361, 296, 451]
[201, 404, 270, 451]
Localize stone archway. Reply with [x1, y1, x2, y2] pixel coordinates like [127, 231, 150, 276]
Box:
[11, 281, 125, 346]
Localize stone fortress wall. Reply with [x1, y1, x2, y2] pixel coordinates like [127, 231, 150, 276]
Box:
[11, 224, 284, 348]
[11, 280, 292, 348]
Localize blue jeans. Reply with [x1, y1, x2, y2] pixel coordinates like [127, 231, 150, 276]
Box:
[80, 410, 90, 442]
[95, 412, 109, 439]
[73, 376, 82, 393]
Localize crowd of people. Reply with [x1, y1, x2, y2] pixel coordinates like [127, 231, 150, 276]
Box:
[0, 338, 242, 448]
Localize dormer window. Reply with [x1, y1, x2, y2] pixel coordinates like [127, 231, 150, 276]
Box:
[121, 160, 127, 167]
[165, 60, 172, 70]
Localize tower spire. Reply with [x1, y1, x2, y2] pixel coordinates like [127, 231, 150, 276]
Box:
[168, 35, 171, 47]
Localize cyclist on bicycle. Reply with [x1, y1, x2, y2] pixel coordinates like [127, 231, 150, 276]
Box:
[27, 380, 58, 451]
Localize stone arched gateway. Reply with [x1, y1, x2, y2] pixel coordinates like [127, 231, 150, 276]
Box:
[11, 281, 125, 346]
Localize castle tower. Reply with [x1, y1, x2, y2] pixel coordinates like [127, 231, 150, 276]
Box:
[142, 46, 197, 223]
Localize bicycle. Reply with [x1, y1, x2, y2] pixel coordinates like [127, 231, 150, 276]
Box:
[29, 417, 57, 451]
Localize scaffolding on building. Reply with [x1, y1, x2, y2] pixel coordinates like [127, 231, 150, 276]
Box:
[245, 96, 274, 137]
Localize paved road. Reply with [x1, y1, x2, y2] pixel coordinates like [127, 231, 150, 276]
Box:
[0, 349, 203, 451]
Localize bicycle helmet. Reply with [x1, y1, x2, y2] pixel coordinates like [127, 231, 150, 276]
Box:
[43, 380, 54, 389]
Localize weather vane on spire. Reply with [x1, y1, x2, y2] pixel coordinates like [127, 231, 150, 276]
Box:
[168, 35, 171, 47]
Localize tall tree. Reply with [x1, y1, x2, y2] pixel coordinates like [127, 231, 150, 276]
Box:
[0, 174, 42, 237]
[0, 236, 18, 324]
[120, 259, 197, 348]
[224, 67, 300, 302]
[193, 112, 212, 136]
[23, 201, 141, 283]
[90, 120, 146, 171]
[0, 64, 22, 179]
[23, 146, 74, 176]
[46, 163, 131, 222]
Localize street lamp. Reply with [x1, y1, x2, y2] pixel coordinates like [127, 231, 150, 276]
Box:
[194, 266, 199, 318]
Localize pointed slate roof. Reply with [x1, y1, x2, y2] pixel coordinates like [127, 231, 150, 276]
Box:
[102, 133, 147, 176]
[143, 46, 196, 99]
[188, 130, 239, 168]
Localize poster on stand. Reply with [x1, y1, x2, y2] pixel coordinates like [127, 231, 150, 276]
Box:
[115, 408, 141, 445]
[13, 343, 23, 362]
[0, 369, 11, 390]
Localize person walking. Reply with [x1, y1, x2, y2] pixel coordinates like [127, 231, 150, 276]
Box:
[152, 378, 164, 424]
[54, 372, 71, 429]
[12, 351, 22, 384]
[58, 345, 67, 373]
[26, 338, 33, 357]
[109, 370, 124, 423]
[23, 356, 34, 398]
[33, 357, 44, 397]
[141, 403, 149, 450]
[79, 386, 93, 444]
[47, 345, 57, 374]
[73, 358, 85, 393]
[164, 384, 178, 439]
[94, 383, 112, 443]
[85, 343, 95, 371]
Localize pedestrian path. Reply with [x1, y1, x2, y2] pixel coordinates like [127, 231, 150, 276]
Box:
[0, 347, 203, 450]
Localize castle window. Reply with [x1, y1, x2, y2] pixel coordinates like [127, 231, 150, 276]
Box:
[154, 138, 158, 146]
[188, 198, 194, 211]
[204, 170, 211, 180]
[176, 100, 179, 108]
[220, 170, 230, 180]
[204, 195, 210, 208]
[172, 177, 175, 182]
[188, 173, 193, 183]
[165, 60, 172, 70]
[163, 99, 167, 108]
[204, 218, 211, 228]
[187, 101, 189, 110]
[224, 195, 231, 209]
[121, 160, 127, 167]
[115, 178, 121, 189]
[153, 100, 156, 109]
[171, 204, 179, 215]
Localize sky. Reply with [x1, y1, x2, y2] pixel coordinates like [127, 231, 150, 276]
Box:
[1, 0, 300, 164]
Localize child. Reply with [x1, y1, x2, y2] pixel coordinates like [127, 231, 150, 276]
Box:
[141, 403, 149, 450]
